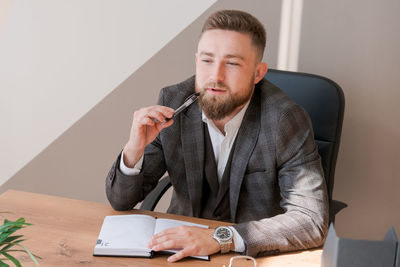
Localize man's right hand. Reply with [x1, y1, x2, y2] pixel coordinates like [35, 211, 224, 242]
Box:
[123, 105, 174, 168]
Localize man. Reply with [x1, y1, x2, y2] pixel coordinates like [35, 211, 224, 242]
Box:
[106, 10, 328, 262]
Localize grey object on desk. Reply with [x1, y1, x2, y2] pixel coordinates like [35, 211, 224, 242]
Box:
[322, 224, 399, 267]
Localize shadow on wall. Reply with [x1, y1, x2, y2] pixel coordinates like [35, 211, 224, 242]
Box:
[0, 0, 281, 204]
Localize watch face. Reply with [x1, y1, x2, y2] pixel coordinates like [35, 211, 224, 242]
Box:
[215, 227, 232, 241]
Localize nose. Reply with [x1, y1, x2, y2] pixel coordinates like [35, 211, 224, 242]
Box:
[211, 62, 225, 83]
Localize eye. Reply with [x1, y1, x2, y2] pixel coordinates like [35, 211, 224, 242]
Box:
[201, 58, 212, 63]
[227, 62, 240, 66]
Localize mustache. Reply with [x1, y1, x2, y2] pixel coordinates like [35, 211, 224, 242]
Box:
[202, 82, 230, 91]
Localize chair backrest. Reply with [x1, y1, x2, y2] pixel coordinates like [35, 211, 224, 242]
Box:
[265, 69, 345, 203]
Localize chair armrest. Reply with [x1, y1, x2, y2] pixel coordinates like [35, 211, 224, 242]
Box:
[329, 199, 348, 223]
[140, 176, 172, 211]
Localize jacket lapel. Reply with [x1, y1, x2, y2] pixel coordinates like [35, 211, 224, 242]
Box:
[181, 102, 204, 217]
[230, 89, 261, 221]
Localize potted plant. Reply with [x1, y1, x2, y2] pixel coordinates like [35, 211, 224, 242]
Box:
[0, 213, 40, 266]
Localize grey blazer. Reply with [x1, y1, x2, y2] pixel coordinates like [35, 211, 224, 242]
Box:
[106, 76, 329, 257]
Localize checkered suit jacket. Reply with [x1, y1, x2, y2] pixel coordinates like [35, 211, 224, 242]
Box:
[106, 76, 329, 257]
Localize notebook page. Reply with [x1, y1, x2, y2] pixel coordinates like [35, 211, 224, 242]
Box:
[96, 214, 155, 253]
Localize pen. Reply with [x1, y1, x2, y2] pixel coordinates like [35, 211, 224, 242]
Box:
[166, 92, 200, 121]
[152, 92, 199, 123]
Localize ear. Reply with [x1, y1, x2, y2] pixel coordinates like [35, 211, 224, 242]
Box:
[254, 62, 268, 84]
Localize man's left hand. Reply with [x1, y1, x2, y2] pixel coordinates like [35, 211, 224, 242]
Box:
[147, 226, 220, 262]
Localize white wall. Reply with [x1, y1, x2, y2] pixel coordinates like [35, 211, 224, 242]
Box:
[0, 0, 216, 185]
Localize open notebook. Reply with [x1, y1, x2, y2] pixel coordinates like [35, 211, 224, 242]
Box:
[94, 214, 209, 260]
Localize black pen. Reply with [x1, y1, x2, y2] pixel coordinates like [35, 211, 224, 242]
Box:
[166, 92, 200, 121]
[152, 92, 199, 123]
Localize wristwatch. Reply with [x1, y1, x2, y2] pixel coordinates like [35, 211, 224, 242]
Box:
[213, 226, 233, 253]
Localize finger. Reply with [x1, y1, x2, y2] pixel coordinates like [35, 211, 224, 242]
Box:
[148, 105, 174, 119]
[147, 233, 168, 248]
[161, 119, 174, 128]
[148, 231, 181, 248]
[134, 106, 173, 124]
[168, 249, 189, 262]
[147, 110, 170, 123]
[141, 117, 155, 127]
[151, 239, 180, 251]
[155, 119, 173, 132]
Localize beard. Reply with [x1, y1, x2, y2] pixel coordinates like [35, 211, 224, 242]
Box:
[195, 76, 255, 120]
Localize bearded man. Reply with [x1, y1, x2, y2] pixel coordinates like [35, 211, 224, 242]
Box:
[106, 9, 328, 262]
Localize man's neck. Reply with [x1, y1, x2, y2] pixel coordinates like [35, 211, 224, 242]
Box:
[212, 103, 246, 135]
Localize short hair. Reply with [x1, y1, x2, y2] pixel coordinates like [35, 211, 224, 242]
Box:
[201, 10, 266, 61]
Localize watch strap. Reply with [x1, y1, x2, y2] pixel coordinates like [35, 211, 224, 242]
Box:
[220, 241, 231, 253]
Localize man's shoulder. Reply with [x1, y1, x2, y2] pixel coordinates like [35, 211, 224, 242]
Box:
[257, 77, 299, 113]
[162, 76, 195, 95]
[158, 76, 195, 107]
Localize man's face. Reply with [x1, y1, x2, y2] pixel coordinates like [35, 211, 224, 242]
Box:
[195, 29, 266, 120]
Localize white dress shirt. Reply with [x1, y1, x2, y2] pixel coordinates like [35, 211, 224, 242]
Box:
[201, 102, 249, 183]
[119, 102, 250, 252]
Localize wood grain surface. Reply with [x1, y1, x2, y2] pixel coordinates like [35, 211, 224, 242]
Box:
[0, 190, 321, 267]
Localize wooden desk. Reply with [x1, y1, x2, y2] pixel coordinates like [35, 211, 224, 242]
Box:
[0, 190, 322, 266]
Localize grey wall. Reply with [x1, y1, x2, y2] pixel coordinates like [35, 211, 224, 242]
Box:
[299, 0, 400, 239]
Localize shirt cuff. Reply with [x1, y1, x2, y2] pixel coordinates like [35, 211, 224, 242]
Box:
[229, 226, 245, 253]
[119, 150, 143, 176]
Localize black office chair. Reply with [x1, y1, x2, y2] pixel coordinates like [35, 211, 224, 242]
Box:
[140, 69, 347, 223]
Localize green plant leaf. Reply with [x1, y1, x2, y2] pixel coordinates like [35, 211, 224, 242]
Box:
[0, 252, 21, 267]
[0, 222, 29, 236]
[0, 250, 41, 262]
[4, 243, 39, 265]
[0, 221, 31, 244]
[0, 214, 39, 265]
[0, 219, 31, 227]
[1, 235, 23, 245]
[17, 245, 40, 265]
[0, 239, 26, 252]
[0, 221, 31, 231]
[0, 233, 21, 246]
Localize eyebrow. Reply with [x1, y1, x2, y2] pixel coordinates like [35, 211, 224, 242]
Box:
[198, 51, 245, 61]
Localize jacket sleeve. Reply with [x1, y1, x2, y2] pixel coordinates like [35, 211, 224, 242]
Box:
[233, 105, 329, 257]
[105, 89, 168, 211]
